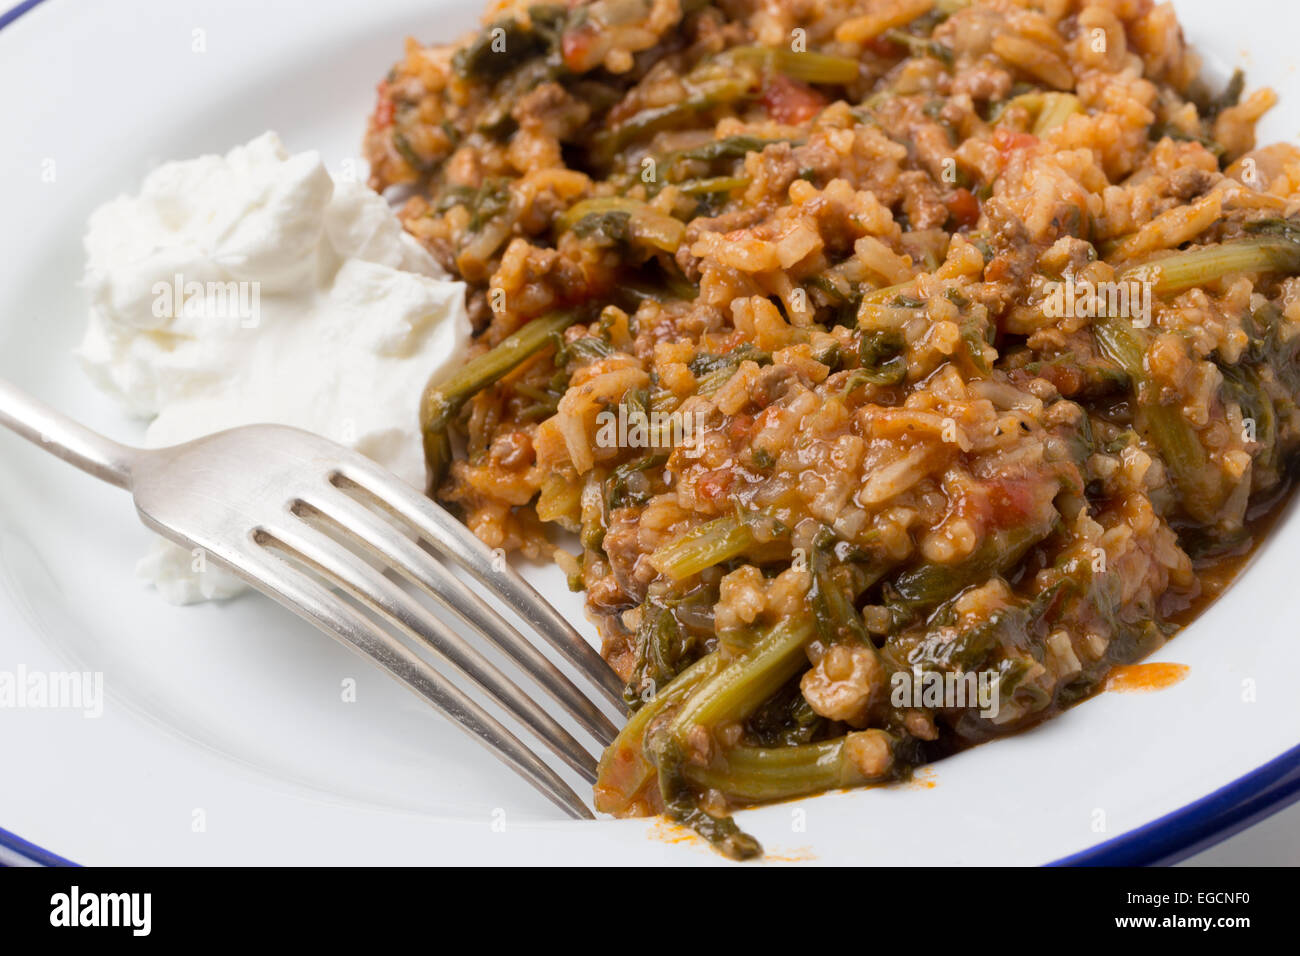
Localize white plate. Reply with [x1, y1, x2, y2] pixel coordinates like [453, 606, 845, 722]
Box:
[1, 0, 1298, 866]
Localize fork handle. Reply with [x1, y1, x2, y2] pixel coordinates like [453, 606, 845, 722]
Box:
[0, 378, 138, 490]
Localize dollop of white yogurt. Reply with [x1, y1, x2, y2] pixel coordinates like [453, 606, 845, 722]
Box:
[78, 131, 471, 604]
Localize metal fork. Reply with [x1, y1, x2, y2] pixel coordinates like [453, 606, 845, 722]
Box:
[0, 379, 626, 819]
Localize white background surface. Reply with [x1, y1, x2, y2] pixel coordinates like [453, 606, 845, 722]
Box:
[0, 0, 1296, 866]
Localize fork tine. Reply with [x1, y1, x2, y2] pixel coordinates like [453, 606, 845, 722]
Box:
[224, 537, 594, 820]
[296, 488, 618, 745]
[330, 465, 627, 707]
[256, 520, 600, 784]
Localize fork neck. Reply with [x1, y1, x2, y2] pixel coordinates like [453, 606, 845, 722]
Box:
[0, 378, 139, 491]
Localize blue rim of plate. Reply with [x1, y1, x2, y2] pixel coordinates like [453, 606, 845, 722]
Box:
[2, 0, 1300, 869]
[0, 0, 44, 30]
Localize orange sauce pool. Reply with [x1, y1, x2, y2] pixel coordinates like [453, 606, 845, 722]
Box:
[1105, 662, 1190, 693]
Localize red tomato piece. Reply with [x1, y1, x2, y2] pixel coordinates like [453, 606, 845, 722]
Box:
[762, 74, 828, 125]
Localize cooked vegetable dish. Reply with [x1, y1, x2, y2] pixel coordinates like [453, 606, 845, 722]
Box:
[366, 0, 1300, 857]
